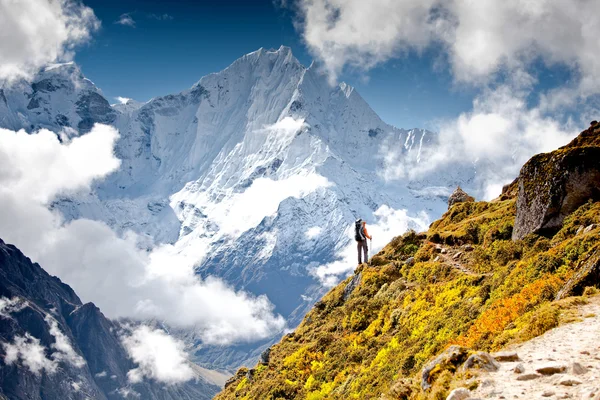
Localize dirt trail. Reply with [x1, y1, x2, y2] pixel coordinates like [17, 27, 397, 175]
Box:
[467, 296, 600, 400]
[434, 244, 491, 277]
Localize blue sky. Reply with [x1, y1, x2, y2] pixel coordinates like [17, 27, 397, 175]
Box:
[75, 0, 475, 130]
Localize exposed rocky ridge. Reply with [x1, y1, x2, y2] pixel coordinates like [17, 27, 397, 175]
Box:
[513, 123, 600, 240]
[215, 127, 600, 400]
[0, 238, 219, 400]
[447, 186, 475, 209]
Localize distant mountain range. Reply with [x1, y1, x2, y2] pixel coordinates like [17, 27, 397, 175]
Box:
[0, 46, 474, 377]
[0, 238, 220, 399]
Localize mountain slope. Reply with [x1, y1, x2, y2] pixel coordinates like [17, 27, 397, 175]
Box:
[0, 46, 474, 372]
[214, 125, 600, 399]
[0, 238, 220, 400]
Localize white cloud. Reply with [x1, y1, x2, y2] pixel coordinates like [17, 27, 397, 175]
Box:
[1, 313, 86, 374]
[296, 0, 600, 95]
[310, 205, 429, 286]
[208, 174, 331, 237]
[294, 1, 599, 195]
[115, 13, 136, 27]
[0, 124, 286, 347]
[122, 326, 195, 384]
[46, 316, 86, 368]
[2, 334, 57, 374]
[0, 0, 99, 81]
[0, 125, 121, 203]
[0, 297, 27, 318]
[148, 13, 174, 21]
[305, 226, 322, 240]
[380, 85, 579, 199]
[116, 96, 132, 105]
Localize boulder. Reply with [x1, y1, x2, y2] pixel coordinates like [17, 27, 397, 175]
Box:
[512, 139, 600, 240]
[404, 257, 415, 266]
[516, 373, 541, 381]
[571, 362, 587, 375]
[462, 352, 500, 372]
[448, 186, 475, 209]
[446, 388, 471, 400]
[555, 250, 600, 299]
[535, 364, 566, 375]
[421, 345, 469, 390]
[513, 363, 525, 374]
[558, 376, 582, 386]
[493, 351, 520, 362]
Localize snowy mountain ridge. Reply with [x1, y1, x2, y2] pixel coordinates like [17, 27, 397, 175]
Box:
[0, 46, 474, 370]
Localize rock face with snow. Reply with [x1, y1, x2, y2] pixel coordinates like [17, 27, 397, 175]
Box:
[0, 47, 475, 371]
[0, 238, 219, 400]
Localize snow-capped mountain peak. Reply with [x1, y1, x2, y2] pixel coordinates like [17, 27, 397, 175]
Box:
[0, 47, 473, 370]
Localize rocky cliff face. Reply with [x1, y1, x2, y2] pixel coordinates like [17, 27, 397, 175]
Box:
[215, 127, 600, 400]
[0, 238, 219, 400]
[512, 123, 600, 240]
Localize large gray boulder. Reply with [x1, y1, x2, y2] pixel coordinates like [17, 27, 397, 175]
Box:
[512, 130, 600, 240]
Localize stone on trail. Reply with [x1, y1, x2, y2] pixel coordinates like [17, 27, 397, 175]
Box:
[516, 373, 541, 381]
[462, 352, 500, 372]
[558, 375, 582, 386]
[513, 363, 525, 374]
[445, 387, 471, 400]
[536, 364, 566, 375]
[493, 351, 520, 362]
[571, 362, 587, 375]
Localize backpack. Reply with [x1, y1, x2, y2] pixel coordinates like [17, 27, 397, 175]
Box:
[355, 219, 365, 241]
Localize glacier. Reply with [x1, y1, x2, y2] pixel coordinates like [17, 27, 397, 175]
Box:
[0, 46, 475, 371]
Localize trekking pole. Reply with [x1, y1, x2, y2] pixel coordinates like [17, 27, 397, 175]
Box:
[369, 238, 372, 261]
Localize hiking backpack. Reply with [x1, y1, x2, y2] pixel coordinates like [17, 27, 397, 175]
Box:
[355, 219, 365, 241]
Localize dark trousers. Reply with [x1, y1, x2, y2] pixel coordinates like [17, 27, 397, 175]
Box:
[357, 240, 368, 264]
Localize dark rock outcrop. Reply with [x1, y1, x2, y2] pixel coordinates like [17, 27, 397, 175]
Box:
[342, 273, 362, 301]
[512, 127, 600, 240]
[420, 345, 469, 390]
[556, 250, 600, 300]
[448, 186, 475, 209]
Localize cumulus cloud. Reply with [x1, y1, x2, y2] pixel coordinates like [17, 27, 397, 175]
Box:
[116, 96, 132, 105]
[294, 2, 600, 197]
[0, 0, 99, 81]
[0, 124, 286, 346]
[2, 313, 85, 374]
[0, 297, 27, 319]
[2, 334, 57, 374]
[115, 13, 136, 27]
[46, 316, 86, 368]
[0, 125, 121, 203]
[122, 326, 195, 384]
[296, 0, 600, 94]
[380, 84, 579, 199]
[311, 205, 429, 286]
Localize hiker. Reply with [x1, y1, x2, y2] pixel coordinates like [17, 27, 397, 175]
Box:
[355, 219, 372, 265]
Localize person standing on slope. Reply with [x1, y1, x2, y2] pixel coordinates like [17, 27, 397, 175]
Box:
[355, 219, 372, 265]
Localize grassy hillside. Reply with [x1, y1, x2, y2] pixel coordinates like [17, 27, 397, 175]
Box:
[216, 127, 600, 400]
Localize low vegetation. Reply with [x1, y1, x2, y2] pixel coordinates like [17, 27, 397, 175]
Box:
[216, 196, 600, 400]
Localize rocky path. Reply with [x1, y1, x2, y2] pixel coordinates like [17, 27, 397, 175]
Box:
[465, 296, 600, 400]
[434, 244, 492, 277]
